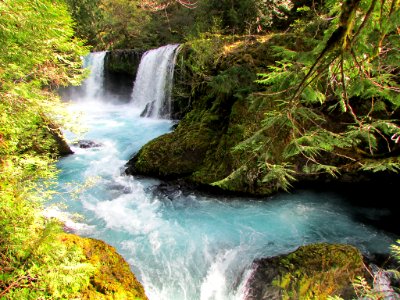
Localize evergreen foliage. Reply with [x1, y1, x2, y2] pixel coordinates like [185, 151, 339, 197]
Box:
[65, 0, 154, 50]
[64, 0, 305, 49]
[242, 0, 400, 188]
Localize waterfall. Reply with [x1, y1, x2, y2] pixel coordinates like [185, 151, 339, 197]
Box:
[58, 51, 107, 102]
[81, 51, 106, 101]
[131, 44, 180, 119]
[54, 45, 397, 300]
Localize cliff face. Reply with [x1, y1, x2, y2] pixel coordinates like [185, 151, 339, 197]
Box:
[126, 33, 400, 196]
[103, 50, 144, 102]
[104, 49, 144, 77]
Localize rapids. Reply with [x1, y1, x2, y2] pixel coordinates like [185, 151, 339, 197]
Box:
[51, 50, 397, 300]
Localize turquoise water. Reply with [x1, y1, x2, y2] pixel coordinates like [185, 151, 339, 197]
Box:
[50, 100, 396, 300]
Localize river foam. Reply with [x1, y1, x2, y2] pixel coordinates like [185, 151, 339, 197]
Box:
[52, 51, 397, 300]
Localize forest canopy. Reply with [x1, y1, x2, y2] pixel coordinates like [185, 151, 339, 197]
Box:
[65, 0, 305, 49]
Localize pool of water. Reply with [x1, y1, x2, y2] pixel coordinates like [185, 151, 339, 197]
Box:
[49, 101, 396, 300]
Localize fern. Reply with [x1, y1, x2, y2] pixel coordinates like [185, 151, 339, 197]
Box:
[360, 158, 400, 173]
[390, 240, 400, 263]
[301, 86, 326, 104]
[302, 164, 340, 177]
[261, 163, 296, 192]
[284, 129, 354, 160]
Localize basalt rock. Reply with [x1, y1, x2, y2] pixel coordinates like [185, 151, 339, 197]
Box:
[103, 49, 144, 102]
[104, 49, 144, 77]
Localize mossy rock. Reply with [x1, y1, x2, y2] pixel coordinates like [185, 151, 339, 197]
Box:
[126, 33, 399, 196]
[246, 243, 365, 300]
[59, 234, 148, 300]
[126, 36, 278, 193]
[104, 50, 144, 76]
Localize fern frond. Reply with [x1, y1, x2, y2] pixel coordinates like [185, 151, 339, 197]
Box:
[284, 129, 354, 160]
[390, 240, 400, 263]
[261, 163, 296, 192]
[360, 158, 400, 173]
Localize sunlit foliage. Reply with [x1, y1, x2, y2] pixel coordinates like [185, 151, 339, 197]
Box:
[0, 0, 91, 298]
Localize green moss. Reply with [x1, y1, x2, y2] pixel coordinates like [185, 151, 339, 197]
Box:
[129, 35, 279, 194]
[104, 50, 143, 76]
[130, 33, 387, 195]
[59, 234, 148, 300]
[273, 244, 364, 300]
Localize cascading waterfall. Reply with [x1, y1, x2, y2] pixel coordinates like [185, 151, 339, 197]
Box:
[131, 44, 180, 119]
[52, 49, 397, 300]
[80, 51, 106, 101]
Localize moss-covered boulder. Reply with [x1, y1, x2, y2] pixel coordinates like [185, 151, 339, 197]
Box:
[126, 35, 319, 195]
[245, 243, 364, 300]
[126, 35, 279, 193]
[60, 234, 148, 300]
[126, 33, 400, 196]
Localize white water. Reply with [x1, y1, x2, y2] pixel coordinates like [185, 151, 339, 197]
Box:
[130, 44, 180, 119]
[80, 51, 106, 101]
[53, 51, 397, 300]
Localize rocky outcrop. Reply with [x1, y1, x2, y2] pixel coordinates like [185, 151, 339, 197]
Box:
[126, 34, 400, 196]
[60, 233, 148, 300]
[40, 115, 73, 156]
[245, 243, 364, 300]
[72, 139, 103, 149]
[103, 50, 144, 102]
[104, 49, 144, 76]
[49, 126, 74, 156]
[126, 35, 310, 195]
[126, 36, 273, 193]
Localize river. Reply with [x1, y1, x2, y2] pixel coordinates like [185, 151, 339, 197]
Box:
[50, 49, 397, 300]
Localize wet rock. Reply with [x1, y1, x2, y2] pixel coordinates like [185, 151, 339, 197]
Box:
[73, 140, 103, 149]
[104, 49, 144, 77]
[43, 117, 74, 155]
[149, 183, 183, 201]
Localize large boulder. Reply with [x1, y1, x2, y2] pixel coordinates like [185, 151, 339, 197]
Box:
[245, 243, 364, 300]
[60, 233, 148, 300]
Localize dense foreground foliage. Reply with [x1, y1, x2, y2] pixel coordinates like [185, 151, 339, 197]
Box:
[0, 1, 147, 298]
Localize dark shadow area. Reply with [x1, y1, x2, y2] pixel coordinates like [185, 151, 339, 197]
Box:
[295, 174, 400, 236]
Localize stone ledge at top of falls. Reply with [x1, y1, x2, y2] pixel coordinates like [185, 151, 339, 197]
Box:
[244, 243, 365, 300]
[125, 34, 400, 197]
[104, 49, 145, 76]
